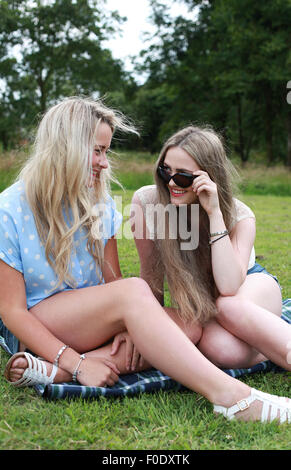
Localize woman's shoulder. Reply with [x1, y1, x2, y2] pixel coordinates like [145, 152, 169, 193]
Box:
[134, 185, 158, 206]
[233, 198, 256, 222]
[0, 180, 24, 200]
[0, 181, 27, 215]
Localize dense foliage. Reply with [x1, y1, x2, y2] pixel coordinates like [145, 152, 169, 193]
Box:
[0, 0, 131, 147]
[131, 0, 291, 165]
[0, 0, 290, 165]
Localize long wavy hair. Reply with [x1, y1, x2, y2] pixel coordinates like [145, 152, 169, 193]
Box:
[153, 126, 238, 325]
[18, 96, 136, 289]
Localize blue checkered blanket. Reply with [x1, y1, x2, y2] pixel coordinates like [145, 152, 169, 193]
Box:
[2, 299, 291, 400]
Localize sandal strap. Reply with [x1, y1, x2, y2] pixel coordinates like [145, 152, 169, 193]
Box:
[214, 388, 291, 423]
[213, 394, 255, 420]
[8, 352, 58, 387]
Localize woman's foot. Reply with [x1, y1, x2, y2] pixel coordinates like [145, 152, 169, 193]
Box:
[5, 352, 70, 386]
[214, 388, 291, 423]
[8, 356, 32, 383]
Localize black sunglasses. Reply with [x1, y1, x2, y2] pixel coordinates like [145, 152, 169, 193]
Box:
[157, 165, 198, 188]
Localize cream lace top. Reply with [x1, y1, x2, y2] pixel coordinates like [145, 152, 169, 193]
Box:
[134, 185, 256, 270]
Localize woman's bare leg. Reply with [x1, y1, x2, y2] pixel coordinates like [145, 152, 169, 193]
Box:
[7, 277, 291, 422]
[198, 319, 267, 369]
[10, 339, 152, 385]
[199, 273, 291, 370]
[12, 307, 202, 383]
[8, 277, 251, 406]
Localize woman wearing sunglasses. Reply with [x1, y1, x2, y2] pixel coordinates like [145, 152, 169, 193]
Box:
[130, 125, 291, 422]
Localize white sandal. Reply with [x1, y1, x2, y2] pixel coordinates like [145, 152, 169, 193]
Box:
[214, 388, 291, 423]
[4, 352, 57, 387]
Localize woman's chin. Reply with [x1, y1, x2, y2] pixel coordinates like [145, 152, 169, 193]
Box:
[170, 194, 196, 206]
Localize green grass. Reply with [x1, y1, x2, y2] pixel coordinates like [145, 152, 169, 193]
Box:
[0, 151, 290, 450]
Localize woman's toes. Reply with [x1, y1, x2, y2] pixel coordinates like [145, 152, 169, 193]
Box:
[9, 357, 28, 382]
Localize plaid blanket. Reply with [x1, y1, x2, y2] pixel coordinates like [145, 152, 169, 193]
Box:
[2, 299, 291, 400]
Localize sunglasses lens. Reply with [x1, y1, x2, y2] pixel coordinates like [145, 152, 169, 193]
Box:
[158, 166, 171, 183]
[173, 174, 193, 188]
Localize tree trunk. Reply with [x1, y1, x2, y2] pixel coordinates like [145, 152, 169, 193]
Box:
[37, 74, 47, 114]
[0, 130, 9, 150]
[265, 88, 274, 164]
[236, 93, 248, 165]
[287, 107, 291, 169]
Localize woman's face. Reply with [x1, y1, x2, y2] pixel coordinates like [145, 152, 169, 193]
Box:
[89, 122, 112, 186]
[162, 146, 200, 206]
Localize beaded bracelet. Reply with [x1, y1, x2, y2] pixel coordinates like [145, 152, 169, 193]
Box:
[54, 344, 69, 367]
[72, 354, 86, 382]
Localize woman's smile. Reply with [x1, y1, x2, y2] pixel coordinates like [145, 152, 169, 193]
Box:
[91, 169, 101, 179]
[168, 187, 188, 198]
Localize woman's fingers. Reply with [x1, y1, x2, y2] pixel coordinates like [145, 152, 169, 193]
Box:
[131, 346, 141, 371]
[110, 332, 144, 373]
[102, 360, 120, 386]
[193, 176, 215, 191]
[193, 170, 209, 177]
[110, 334, 123, 356]
[196, 183, 213, 195]
[104, 371, 119, 386]
[125, 337, 134, 371]
[104, 359, 120, 376]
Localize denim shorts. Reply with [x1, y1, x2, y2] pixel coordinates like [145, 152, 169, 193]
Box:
[247, 262, 280, 287]
[0, 317, 19, 356]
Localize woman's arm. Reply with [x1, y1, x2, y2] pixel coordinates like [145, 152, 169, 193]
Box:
[103, 236, 123, 283]
[209, 210, 255, 295]
[193, 170, 255, 296]
[0, 260, 81, 370]
[0, 260, 120, 384]
[130, 192, 164, 305]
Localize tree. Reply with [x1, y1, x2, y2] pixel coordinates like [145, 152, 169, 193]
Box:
[204, 0, 291, 164]
[0, 0, 128, 147]
[140, 0, 291, 164]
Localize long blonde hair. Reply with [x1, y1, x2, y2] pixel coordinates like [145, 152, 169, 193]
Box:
[154, 126, 238, 325]
[18, 96, 136, 289]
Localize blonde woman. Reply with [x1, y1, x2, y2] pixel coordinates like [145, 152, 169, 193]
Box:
[1, 102, 290, 423]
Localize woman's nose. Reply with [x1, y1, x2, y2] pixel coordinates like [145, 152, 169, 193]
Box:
[92, 151, 108, 169]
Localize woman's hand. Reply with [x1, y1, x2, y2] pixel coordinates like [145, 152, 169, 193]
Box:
[192, 170, 221, 216]
[111, 331, 144, 371]
[77, 356, 120, 387]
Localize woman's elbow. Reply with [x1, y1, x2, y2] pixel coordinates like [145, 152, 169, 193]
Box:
[218, 286, 239, 297]
[217, 272, 246, 297]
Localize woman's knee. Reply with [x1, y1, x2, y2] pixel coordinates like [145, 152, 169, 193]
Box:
[116, 277, 156, 319]
[215, 295, 245, 322]
[164, 307, 202, 344]
[183, 321, 203, 345]
[121, 277, 153, 301]
[198, 320, 252, 368]
[217, 274, 282, 318]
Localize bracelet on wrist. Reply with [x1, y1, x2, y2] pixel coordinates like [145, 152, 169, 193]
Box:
[72, 354, 86, 382]
[209, 229, 229, 238]
[209, 232, 229, 245]
[53, 344, 69, 367]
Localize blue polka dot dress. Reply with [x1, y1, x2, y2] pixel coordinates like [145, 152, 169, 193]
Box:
[0, 181, 123, 309]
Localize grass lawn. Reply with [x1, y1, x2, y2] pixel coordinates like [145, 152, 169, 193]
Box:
[0, 151, 290, 450]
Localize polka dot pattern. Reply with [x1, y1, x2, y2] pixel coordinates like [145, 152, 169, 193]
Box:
[0, 181, 122, 309]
